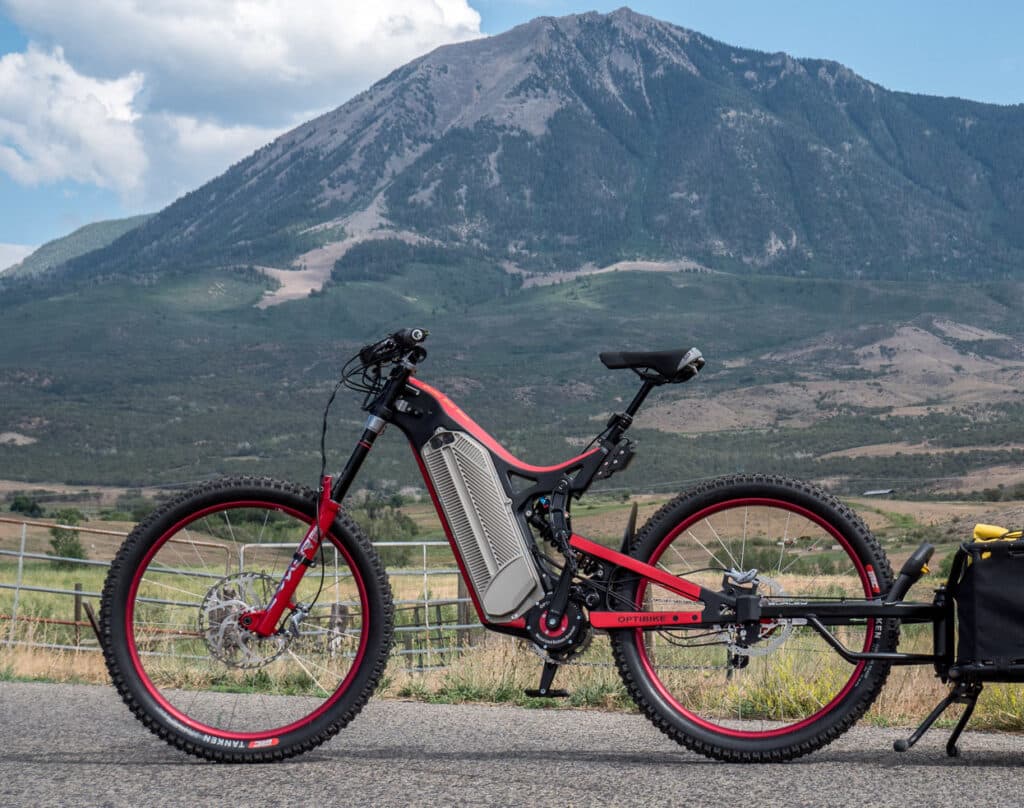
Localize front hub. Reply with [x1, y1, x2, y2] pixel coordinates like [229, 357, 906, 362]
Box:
[199, 572, 290, 668]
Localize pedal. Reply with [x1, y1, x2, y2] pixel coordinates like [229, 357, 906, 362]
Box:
[526, 660, 570, 698]
[524, 688, 570, 698]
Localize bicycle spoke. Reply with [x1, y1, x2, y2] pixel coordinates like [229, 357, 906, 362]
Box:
[613, 479, 889, 759]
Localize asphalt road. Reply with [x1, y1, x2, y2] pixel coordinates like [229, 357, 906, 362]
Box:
[2, 680, 1023, 807]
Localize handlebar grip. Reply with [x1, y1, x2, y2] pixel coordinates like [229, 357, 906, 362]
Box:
[393, 327, 428, 346]
[358, 328, 429, 365]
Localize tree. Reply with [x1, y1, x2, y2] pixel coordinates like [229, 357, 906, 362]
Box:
[49, 508, 88, 567]
[9, 494, 43, 518]
[351, 492, 419, 567]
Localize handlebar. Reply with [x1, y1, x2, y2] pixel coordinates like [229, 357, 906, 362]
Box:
[358, 327, 429, 366]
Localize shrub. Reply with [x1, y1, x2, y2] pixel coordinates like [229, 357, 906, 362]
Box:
[9, 494, 43, 518]
[49, 508, 88, 568]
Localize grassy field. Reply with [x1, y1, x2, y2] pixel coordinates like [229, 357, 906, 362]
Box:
[2, 267, 1024, 496]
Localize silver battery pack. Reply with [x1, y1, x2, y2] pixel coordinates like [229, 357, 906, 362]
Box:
[421, 430, 544, 621]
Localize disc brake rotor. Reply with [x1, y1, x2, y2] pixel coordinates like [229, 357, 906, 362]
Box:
[720, 575, 793, 657]
[199, 572, 289, 668]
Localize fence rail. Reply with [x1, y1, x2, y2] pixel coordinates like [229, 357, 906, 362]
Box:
[0, 516, 484, 670]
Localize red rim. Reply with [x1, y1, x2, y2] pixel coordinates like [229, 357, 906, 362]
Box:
[635, 497, 874, 740]
[124, 500, 371, 742]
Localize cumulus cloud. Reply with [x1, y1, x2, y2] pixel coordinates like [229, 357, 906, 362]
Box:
[0, 45, 147, 192]
[3, 0, 483, 125]
[0, 0, 483, 213]
[138, 112, 292, 205]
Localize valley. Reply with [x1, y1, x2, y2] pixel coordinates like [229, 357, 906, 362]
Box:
[1, 264, 1022, 499]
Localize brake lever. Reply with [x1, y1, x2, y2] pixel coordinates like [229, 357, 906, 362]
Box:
[359, 338, 396, 365]
[359, 329, 428, 366]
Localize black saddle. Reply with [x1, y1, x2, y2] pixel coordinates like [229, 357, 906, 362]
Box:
[599, 347, 705, 384]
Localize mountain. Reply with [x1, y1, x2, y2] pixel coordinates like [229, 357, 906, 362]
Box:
[5, 215, 153, 279]
[2, 9, 1024, 497]
[23, 7, 1022, 287]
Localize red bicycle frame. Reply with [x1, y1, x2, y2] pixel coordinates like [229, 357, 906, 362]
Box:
[244, 336, 936, 664]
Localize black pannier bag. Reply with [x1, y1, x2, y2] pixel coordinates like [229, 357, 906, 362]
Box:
[951, 535, 1024, 682]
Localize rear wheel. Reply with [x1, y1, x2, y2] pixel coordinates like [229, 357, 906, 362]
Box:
[611, 475, 896, 762]
[100, 477, 393, 762]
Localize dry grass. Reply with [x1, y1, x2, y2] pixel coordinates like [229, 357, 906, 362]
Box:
[7, 627, 1024, 733]
[379, 635, 632, 710]
[1, 646, 108, 684]
[0, 616, 109, 685]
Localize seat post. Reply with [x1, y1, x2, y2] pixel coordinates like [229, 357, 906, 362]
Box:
[607, 379, 657, 443]
[625, 379, 658, 418]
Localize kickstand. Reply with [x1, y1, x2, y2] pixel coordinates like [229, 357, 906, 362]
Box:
[525, 661, 569, 698]
[894, 681, 983, 757]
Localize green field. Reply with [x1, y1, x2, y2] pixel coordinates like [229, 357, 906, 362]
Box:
[2, 266, 1024, 496]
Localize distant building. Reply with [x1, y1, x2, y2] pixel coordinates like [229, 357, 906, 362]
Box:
[862, 489, 895, 496]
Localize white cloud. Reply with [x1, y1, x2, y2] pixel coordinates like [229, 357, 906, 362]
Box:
[138, 113, 293, 206]
[3, 1, 483, 124]
[0, 242, 35, 271]
[163, 115, 289, 162]
[0, 0, 483, 214]
[0, 46, 147, 192]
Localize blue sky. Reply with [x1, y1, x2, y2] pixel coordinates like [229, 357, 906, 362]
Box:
[1, 1, 1021, 269]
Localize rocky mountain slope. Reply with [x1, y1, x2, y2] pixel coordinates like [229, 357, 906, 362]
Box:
[2, 9, 1024, 494]
[35, 7, 1024, 286]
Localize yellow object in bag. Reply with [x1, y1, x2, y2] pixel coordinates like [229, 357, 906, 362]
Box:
[974, 524, 1021, 541]
[972, 524, 1024, 559]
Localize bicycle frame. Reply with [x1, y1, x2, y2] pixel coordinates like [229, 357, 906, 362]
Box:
[245, 354, 947, 674]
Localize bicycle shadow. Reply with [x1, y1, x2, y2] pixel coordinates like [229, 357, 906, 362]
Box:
[6, 735, 1023, 769]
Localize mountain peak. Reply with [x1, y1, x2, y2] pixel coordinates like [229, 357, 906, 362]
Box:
[44, 8, 1024, 285]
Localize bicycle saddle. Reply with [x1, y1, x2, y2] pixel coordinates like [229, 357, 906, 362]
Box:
[599, 347, 704, 383]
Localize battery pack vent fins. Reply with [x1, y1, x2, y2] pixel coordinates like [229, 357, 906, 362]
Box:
[421, 431, 544, 621]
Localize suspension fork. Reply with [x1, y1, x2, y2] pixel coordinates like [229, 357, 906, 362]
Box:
[240, 411, 389, 637]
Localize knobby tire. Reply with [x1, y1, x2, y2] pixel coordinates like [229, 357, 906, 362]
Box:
[100, 476, 393, 762]
[610, 474, 898, 762]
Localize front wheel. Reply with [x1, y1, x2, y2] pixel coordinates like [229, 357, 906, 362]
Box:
[100, 476, 393, 762]
[611, 475, 896, 762]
